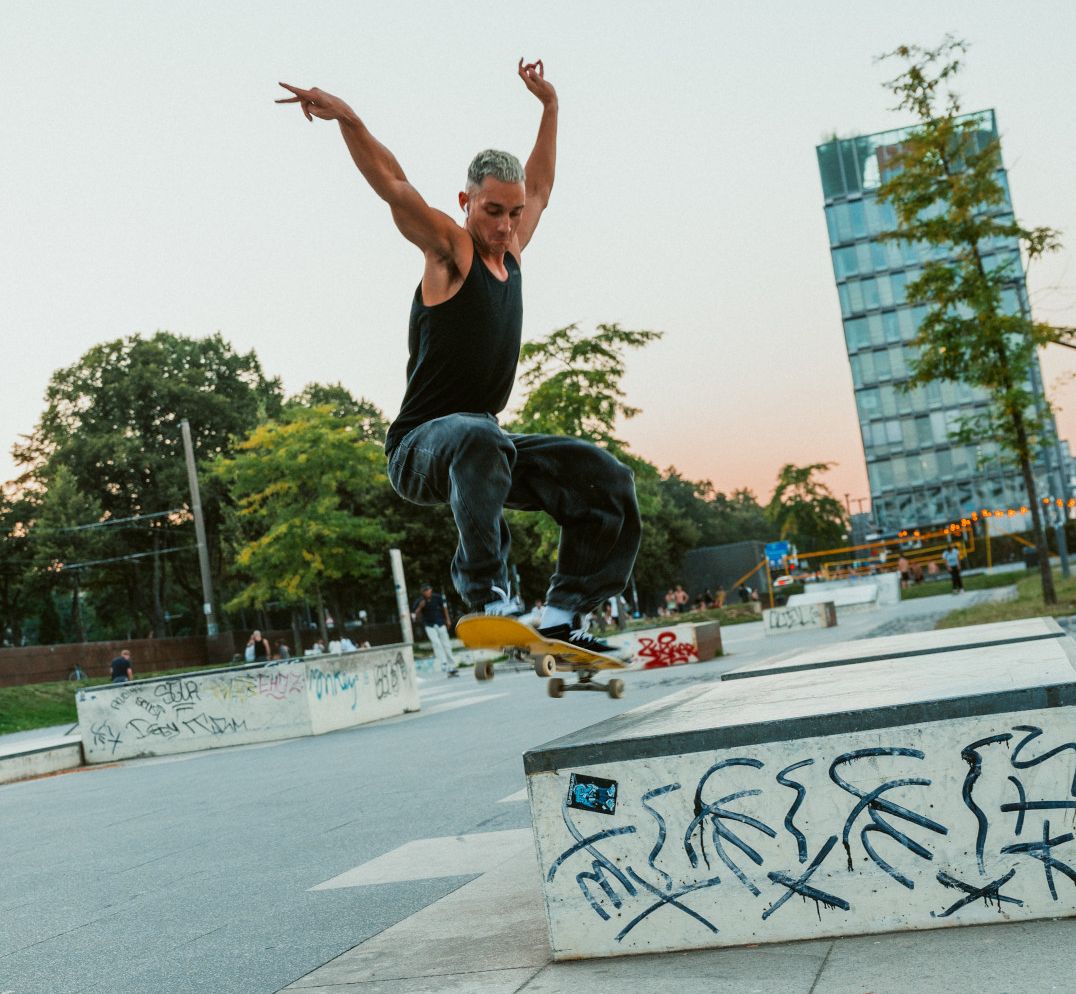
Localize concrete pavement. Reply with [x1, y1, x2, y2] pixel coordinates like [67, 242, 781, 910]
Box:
[5, 584, 1074, 993]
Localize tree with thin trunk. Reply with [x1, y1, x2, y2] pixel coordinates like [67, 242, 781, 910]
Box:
[877, 36, 1069, 604]
[767, 463, 848, 552]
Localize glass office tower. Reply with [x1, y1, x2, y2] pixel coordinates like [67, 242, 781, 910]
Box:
[816, 110, 1069, 532]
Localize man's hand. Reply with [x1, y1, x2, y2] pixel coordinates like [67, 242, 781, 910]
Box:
[276, 82, 354, 123]
[518, 58, 556, 107]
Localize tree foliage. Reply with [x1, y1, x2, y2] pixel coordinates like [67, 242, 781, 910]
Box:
[13, 331, 283, 635]
[877, 36, 1065, 602]
[510, 323, 662, 448]
[215, 406, 398, 640]
[767, 463, 848, 552]
[285, 382, 388, 441]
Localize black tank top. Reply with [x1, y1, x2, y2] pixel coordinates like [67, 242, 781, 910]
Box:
[385, 249, 523, 454]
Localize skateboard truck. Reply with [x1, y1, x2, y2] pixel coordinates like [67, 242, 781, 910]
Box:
[474, 654, 625, 699]
[547, 668, 625, 700]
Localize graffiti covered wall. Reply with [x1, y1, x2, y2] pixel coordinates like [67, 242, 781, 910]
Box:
[78, 645, 418, 763]
[529, 707, 1076, 959]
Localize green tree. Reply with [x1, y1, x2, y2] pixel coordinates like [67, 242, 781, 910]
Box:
[285, 382, 388, 441]
[506, 322, 663, 584]
[28, 466, 106, 643]
[216, 406, 398, 646]
[877, 37, 1067, 603]
[767, 463, 848, 552]
[0, 487, 34, 646]
[707, 488, 772, 546]
[14, 331, 283, 635]
[510, 322, 663, 447]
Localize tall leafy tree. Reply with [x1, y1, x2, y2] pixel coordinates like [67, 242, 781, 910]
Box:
[0, 487, 34, 646]
[285, 382, 388, 441]
[14, 331, 283, 634]
[877, 36, 1067, 603]
[510, 322, 663, 447]
[767, 463, 848, 552]
[506, 322, 663, 581]
[28, 466, 106, 642]
[216, 406, 398, 646]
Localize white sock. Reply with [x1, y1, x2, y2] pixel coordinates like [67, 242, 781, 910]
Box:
[538, 605, 574, 630]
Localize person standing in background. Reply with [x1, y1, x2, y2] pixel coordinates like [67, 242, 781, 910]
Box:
[942, 545, 964, 593]
[413, 583, 459, 677]
[110, 649, 133, 683]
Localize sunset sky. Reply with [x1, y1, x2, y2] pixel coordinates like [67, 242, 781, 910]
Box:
[3, 1, 1074, 513]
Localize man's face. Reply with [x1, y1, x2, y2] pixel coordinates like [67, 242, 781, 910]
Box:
[460, 177, 526, 254]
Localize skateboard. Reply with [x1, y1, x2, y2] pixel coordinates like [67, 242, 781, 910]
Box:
[454, 615, 629, 699]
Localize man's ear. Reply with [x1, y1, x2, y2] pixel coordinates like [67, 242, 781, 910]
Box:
[458, 191, 469, 215]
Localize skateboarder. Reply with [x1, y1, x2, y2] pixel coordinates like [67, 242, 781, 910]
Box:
[277, 60, 640, 654]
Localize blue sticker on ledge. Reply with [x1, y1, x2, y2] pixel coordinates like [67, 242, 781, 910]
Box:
[568, 773, 618, 815]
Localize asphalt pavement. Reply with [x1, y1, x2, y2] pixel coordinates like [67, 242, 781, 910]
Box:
[3, 587, 1073, 994]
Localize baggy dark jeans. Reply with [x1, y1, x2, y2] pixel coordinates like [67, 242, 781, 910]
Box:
[387, 413, 641, 614]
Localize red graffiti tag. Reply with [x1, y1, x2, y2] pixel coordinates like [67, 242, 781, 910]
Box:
[637, 631, 698, 669]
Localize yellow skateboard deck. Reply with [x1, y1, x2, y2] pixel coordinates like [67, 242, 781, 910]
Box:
[455, 614, 628, 699]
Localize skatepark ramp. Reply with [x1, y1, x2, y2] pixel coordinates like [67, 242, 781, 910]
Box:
[76, 644, 419, 763]
[522, 617, 1076, 959]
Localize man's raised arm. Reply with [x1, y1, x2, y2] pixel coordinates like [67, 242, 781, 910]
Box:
[514, 59, 558, 253]
[277, 83, 460, 259]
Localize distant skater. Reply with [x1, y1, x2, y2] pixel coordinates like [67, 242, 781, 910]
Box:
[278, 60, 640, 653]
[942, 545, 964, 593]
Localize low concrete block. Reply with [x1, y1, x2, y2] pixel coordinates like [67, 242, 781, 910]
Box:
[763, 602, 837, 636]
[523, 625, 1076, 959]
[727, 617, 1066, 681]
[606, 621, 722, 670]
[788, 584, 878, 613]
[0, 741, 83, 785]
[808, 573, 901, 606]
[77, 644, 419, 763]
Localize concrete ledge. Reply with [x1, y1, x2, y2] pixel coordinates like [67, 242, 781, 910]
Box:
[725, 617, 1067, 682]
[77, 643, 419, 763]
[523, 623, 1076, 958]
[788, 585, 878, 613]
[0, 741, 83, 785]
[763, 602, 837, 636]
[607, 621, 722, 669]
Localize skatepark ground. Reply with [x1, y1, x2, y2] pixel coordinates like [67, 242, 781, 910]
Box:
[2, 585, 1073, 993]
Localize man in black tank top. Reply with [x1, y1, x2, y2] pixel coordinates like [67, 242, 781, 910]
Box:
[278, 61, 641, 654]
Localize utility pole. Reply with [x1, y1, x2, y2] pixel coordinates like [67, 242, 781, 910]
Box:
[389, 549, 414, 644]
[180, 419, 219, 636]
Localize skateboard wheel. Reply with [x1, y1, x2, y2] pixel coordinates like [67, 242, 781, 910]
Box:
[548, 678, 565, 699]
[475, 660, 494, 682]
[534, 653, 557, 678]
[607, 679, 625, 699]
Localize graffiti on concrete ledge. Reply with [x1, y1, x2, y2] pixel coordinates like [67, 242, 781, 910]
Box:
[548, 723, 1076, 943]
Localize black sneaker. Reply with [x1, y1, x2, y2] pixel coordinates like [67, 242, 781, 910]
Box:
[538, 624, 616, 655]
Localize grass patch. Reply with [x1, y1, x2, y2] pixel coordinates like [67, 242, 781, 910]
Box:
[0, 659, 258, 736]
[900, 571, 1019, 600]
[936, 569, 1076, 629]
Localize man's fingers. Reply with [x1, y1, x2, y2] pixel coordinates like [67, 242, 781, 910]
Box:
[302, 101, 313, 122]
[275, 96, 302, 104]
[279, 81, 318, 101]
